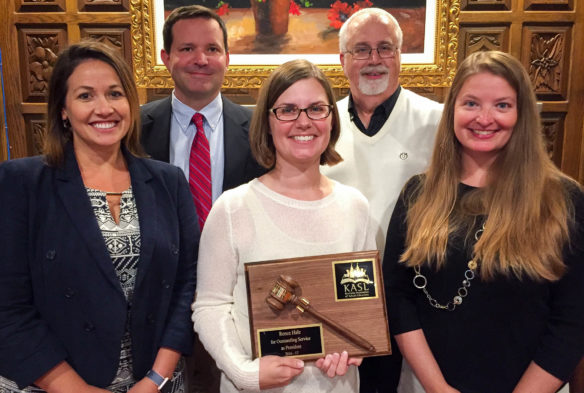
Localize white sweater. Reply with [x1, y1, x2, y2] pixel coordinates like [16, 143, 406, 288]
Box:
[192, 179, 377, 393]
[321, 89, 443, 256]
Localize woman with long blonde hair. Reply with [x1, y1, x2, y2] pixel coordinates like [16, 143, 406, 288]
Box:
[384, 51, 584, 393]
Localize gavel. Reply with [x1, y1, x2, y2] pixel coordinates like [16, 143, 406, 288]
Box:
[266, 274, 376, 353]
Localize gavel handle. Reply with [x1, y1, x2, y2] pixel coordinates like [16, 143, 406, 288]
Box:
[293, 297, 375, 353]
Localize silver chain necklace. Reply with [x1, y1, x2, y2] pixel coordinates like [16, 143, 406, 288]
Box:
[412, 223, 485, 311]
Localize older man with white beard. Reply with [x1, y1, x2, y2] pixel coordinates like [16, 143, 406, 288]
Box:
[321, 8, 443, 393]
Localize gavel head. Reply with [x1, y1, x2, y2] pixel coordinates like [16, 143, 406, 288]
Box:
[266, 275, 299, 312]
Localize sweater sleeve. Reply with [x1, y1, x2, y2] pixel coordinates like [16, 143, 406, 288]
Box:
[359, 190, 378, 252]
[532, 185, 584, 381]
[383, 176, 423, 335]
[192, 193, 260, 391]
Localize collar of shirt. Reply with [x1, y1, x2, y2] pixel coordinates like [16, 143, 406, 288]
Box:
[170, 92, 224, 138]
[347, 85, 401, 137]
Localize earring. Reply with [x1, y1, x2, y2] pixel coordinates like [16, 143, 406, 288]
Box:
[62, 118, 71, 129]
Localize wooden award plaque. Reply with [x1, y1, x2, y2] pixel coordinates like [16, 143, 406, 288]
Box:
[244, 250, 391, 361]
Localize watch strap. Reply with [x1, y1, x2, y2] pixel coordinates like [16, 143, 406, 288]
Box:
[145, 369, 169, 391]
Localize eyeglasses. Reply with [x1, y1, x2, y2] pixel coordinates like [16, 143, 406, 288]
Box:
[345, 44, 398, 60]
[271, 104, 333, 121]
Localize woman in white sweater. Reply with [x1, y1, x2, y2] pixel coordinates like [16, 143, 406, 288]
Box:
[192, 59, 376, 393]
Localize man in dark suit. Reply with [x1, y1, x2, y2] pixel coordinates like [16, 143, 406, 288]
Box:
[141, 5, 264, 204]
[141, 96, 263, 194]
[140, 5, 265, 393]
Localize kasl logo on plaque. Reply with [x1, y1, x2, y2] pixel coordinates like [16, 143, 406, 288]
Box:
[333, 259, 378, 301]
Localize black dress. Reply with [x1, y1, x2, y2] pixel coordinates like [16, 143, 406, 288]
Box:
[383, 176, 584, 393]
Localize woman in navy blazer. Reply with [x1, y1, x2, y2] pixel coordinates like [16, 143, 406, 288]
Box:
[0, 42, 198, 393]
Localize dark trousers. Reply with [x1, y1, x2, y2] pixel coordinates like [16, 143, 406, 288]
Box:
[183, 334, 221, 393]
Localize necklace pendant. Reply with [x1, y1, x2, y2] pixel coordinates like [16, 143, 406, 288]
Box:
[468, 260, 477, 270]
[413, 274, 427, 289]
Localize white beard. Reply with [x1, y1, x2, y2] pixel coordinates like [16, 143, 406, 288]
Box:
[357, 65, 390, 96]
[358, 75, 389, 95]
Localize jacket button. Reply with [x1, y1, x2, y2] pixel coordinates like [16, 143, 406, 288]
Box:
[161, 280, 171, 289]
[46, 250, 56, 260]
[171, 245, 179, 255]
[146, 313, 155, 324]
[64, 288, 75, 298]
[84, 322, 95, 332]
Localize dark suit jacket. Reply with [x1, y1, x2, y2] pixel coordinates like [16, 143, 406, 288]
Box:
[0, 145, 198, 388]
[140, 96, 266, 192]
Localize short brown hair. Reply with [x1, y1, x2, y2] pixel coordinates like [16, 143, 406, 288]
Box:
[163, 5, 228, 53]
[44, 40, 143, 166]
[250, 59, 342, 169]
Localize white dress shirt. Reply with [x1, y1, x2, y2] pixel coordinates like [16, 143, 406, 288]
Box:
[169, 92, 225, 203]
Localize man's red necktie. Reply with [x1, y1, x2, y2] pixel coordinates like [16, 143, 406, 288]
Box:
[189, 113, 212, 230]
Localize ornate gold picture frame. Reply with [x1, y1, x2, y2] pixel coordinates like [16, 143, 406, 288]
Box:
[130, 0, 459, 89]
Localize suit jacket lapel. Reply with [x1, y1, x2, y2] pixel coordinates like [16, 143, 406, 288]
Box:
[141, 96, 172, 162]
[222, 97, 251, 191]
[126, 153, 156, 290]
[55, 145, 124, 297]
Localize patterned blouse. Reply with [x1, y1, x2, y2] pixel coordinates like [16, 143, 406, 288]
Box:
[88, 187, 141, 392]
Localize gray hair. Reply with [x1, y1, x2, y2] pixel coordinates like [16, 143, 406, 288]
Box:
[338, 8, 403, 52]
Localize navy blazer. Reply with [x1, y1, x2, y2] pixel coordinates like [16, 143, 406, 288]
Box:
[0, 145, 198, 388]
[140, 95, 266, 192]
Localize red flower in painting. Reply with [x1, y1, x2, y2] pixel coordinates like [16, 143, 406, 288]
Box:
[352, 0, 372, 13]
[328, 0, 353, 30]
[289, 1, 301, 15]
[216, 1, 229, 15]
[328, 0, 373, 29]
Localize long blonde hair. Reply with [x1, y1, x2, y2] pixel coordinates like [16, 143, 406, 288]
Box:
[401, 51, 578, 281]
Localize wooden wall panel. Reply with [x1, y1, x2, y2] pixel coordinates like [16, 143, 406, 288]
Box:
[524, 0, 573, 11]
[24, 114, 47, 156]
[458, 24, 510, 63]
[80, 26, 132, 67]
[77, 0, 129, 12]
[16, 0, 66, 12]
[461, 0, 510, 11]
[522, 25, 571, 100]
[18, 27, 66, 103]
[541, 112, 565, 168]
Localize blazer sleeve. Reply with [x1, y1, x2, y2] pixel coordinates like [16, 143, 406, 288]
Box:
[159, 165, 199, 353]
[0, 160, 68, 388]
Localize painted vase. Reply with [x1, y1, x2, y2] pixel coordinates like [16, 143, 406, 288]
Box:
[250, 0, 290, 36]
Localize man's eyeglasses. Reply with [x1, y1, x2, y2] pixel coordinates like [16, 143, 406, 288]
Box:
[345, 44, 398, 60]
[271, 104, 333, 121]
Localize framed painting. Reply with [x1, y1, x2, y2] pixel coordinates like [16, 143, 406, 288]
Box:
[130, 0, 459, 89]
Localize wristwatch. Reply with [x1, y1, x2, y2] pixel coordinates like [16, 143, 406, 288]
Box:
[145, 369, 170, 392]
